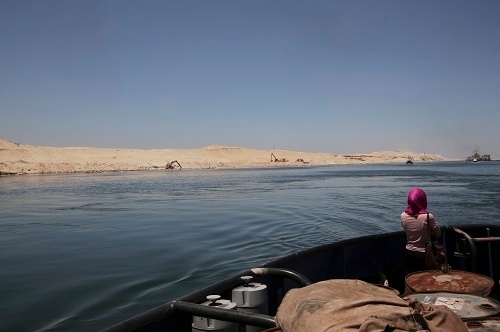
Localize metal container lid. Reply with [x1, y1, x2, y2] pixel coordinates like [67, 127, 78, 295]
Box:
[463, 317, 500, 331]
[404, 292, 500, 319]
[405, 270, 494, 296]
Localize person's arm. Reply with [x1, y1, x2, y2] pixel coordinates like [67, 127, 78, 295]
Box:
[431, 214, 441, 238]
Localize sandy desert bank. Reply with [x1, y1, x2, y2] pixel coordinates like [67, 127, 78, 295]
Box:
[0, 139, 452, 175]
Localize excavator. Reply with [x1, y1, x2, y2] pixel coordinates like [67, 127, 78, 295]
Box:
[165, 160, 182, 170]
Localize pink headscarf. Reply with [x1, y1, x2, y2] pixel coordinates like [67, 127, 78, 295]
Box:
[405, 187, 429, 216]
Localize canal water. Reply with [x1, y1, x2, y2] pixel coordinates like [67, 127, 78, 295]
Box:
[1, 161, 499, 331]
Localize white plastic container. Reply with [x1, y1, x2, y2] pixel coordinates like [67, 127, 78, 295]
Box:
[232, 276, 268, 332]
[192, 295, 238, 332]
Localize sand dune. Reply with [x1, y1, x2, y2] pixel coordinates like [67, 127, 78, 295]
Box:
[0, 139, 452, 175]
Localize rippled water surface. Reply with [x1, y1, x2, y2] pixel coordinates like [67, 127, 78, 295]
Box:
[1, 162, 500, 331]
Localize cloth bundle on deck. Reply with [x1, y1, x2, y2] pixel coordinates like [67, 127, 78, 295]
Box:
[275, 279, 468, 332]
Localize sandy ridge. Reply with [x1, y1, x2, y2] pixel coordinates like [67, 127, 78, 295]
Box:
[0, 139, 452, 175]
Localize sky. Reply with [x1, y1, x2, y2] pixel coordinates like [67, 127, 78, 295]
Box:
[1, 1, 499, 159]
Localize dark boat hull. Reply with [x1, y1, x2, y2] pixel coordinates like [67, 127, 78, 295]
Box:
[102, 224, 500, 331]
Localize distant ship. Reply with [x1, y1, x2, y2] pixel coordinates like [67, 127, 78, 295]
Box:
[466, 149, 491, 162]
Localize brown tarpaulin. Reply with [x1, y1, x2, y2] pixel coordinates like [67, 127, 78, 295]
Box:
[275, 279, 468, 332]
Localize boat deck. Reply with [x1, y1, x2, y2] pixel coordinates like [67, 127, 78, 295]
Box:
[102, 224, 500, 332]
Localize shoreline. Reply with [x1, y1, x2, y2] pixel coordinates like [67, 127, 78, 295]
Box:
[0, 139, 453, 176]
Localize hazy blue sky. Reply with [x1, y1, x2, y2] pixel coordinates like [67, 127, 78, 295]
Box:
[1, 1, 499, 158]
